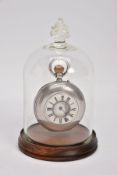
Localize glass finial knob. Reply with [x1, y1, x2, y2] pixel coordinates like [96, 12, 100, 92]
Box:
[50, 18, 70, 48]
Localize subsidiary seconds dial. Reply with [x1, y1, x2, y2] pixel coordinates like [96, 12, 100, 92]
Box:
[45, 93, 79, 124]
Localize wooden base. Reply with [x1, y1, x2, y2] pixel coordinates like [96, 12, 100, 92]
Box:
[27, 124, 90, 146]
[18, 129, 98, 161]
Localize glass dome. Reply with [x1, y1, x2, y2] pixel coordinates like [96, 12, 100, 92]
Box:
[23, 18, 95, 146]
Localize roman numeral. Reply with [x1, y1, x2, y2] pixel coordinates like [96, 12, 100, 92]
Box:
[64, 117, 69, 122]
[54, 97, 58, 102]
[47, 108, 53, 111]
[61, 95, 64, 101]
[66, 97, 71, 102]
[48, 113, 53, 117]
[71, 108, 76, 111]
[70, 114, 74, 117]
[53, 117, 57, 121]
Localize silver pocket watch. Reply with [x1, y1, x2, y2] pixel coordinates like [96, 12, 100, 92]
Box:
[34, 58, 86, 131]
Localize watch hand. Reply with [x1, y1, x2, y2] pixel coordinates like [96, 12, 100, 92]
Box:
[61, 108, 67, 116]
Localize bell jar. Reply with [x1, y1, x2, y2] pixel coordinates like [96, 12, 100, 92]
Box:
[18, 18, 98, 161]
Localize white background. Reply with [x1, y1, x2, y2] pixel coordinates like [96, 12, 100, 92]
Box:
[0, 0, 117, 174]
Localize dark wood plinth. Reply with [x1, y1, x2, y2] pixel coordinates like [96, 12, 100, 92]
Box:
[18, 128, 98, 161]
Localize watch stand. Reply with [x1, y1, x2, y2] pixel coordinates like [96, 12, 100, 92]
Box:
[19, 125, 97, 161]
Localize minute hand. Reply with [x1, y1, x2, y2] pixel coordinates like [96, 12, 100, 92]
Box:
[61, 108, 68, 116]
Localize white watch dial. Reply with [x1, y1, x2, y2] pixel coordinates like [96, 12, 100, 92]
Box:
[45, 93, 79, 124]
